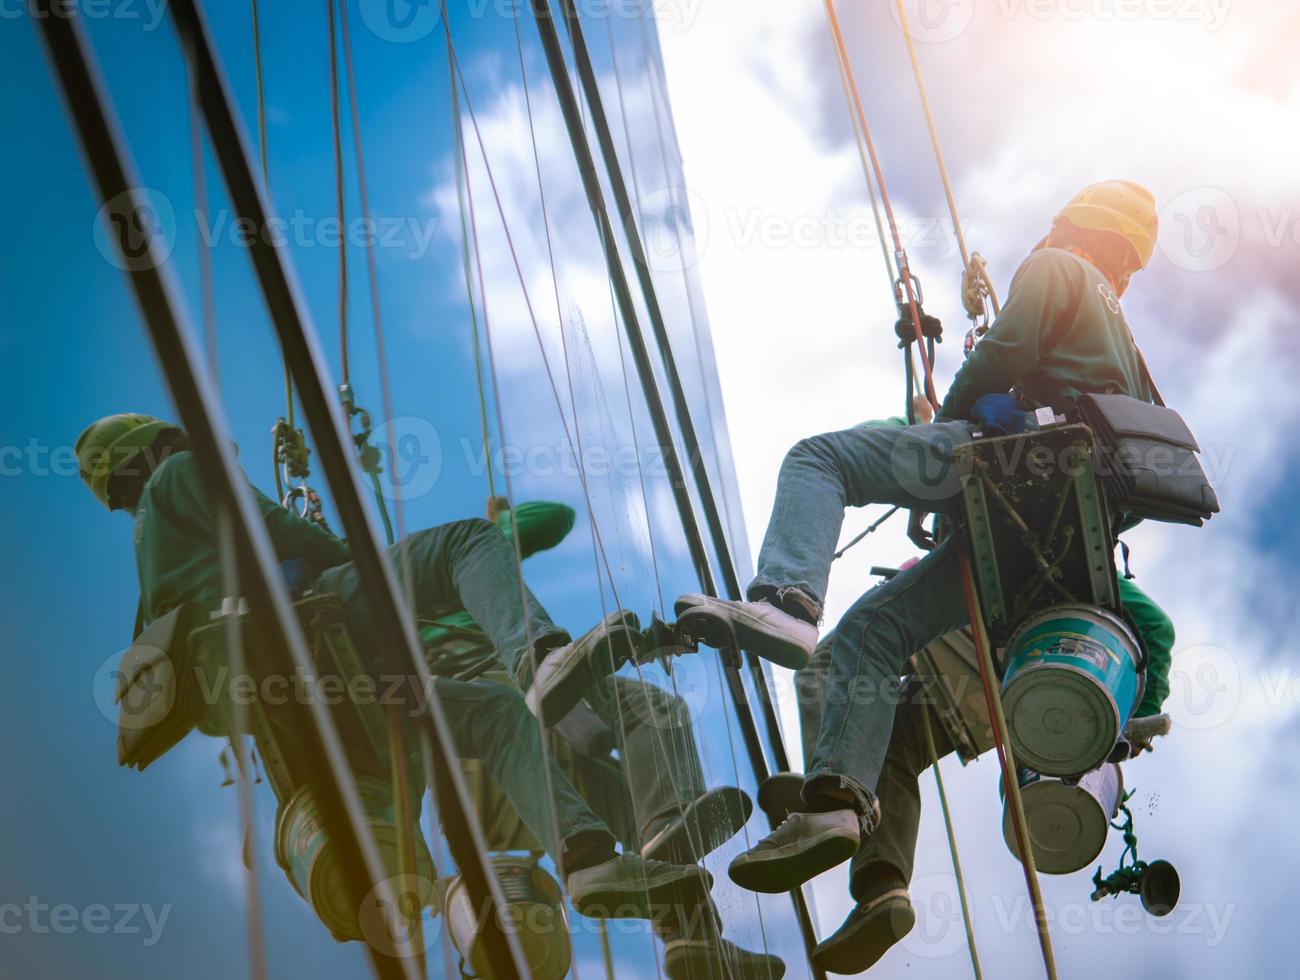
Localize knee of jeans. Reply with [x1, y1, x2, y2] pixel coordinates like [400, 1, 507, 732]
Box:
[455, 516, 499, 539]
[467, 680, 532, 729]
[788, 432, 833, 466]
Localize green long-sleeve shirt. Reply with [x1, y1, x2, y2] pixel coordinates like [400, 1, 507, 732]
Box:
[939, 248, 1152, 419]
[133, 451, 351, 626]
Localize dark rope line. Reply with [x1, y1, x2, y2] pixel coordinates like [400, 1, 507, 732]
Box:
[325, 0, 350, 385]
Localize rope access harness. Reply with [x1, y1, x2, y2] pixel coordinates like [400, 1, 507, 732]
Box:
[821, 2, 1060, 976]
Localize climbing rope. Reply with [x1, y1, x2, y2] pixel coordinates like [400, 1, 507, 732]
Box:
[189, 28, 268, 973]
[959, 550, 1058, 979]
[251, 0, 328, 527]
[822, 0, 940, 413]
[922, 704, 983, 980]
[892, 0, 1001, 350]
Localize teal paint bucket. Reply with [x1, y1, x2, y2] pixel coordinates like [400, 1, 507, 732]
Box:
[274, 778, 435, 942]
[1000, 604, 1142, 777]
[1001, 764, 1123, 874]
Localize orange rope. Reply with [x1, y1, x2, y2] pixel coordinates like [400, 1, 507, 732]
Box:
[822, 0, 939, 412]
[959, 548, 1058, 979]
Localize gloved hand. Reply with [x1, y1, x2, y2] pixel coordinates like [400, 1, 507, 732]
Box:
[971, 393, 1026, 435]
[1123, 713, 1172, 756]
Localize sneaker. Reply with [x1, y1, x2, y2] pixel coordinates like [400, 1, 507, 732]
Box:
[674, 594, 816, 669]
[727, 810, 860, 893]
[643, 787, 754, 865]
[664, 937, 787, 980]
[812, 890, 914, 975]
[526, 610, 641, 727]
[566, 854, 713, 920]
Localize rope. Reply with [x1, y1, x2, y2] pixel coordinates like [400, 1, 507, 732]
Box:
[446, 17, 747, 973]
[892, 0, 1001, 323]
[189, 30, 269, 972]
[958, 549, 1058, 979]
[922, 704, 983, 980]
[833, 505, 902, 560]
[325, 0, 350, 387]
[826, 14, 897, 301]
[821, 0, 939, 413]
[249, 0, 295, 429]
[440, 21, 579, 964]
[446, 58, 496, 501]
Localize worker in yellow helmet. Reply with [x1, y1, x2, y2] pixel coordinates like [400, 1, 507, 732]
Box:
[672, 183, 1174, 901]
[76, 414, 716, 925]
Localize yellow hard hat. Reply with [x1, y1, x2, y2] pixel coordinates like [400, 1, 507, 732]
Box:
[75, 413, 183, 510]
[1056, 180, 1159, 269]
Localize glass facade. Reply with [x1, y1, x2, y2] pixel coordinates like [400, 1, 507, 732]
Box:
[2, 2, 810, 979]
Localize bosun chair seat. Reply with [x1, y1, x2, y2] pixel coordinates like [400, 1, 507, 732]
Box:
[188, 593, 418, 804]
[953, 422, 1120, 648]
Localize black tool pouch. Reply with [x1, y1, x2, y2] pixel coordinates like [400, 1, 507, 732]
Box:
[1077, 392, 1219, 526]
[116, 603, 200, 770]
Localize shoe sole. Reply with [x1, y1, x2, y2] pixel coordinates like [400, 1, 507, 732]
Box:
[527, 620, 639, 727]
[572, 866, 714, 921]
[664, 941, 787, 980]
[674, 598, 811, 670]
[812, 900, 916, 975]
[643, 787, 754, 865]
[728, 829, 858, 894]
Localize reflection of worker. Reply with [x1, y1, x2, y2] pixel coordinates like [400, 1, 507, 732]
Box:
[673, 182, 1165, 896]
[423, 499, 783, 979]
[793, 577, 1174, 974]
[76, 414, 712, 920]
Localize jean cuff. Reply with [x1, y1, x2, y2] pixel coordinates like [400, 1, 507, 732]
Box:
[746, 579, 824, 622]
[803, 771, 881, 833]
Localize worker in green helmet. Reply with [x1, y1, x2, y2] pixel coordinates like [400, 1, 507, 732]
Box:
[76, 413, 715, 923]
[671, 181, 1182, 911]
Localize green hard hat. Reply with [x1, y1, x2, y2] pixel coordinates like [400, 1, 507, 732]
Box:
[76, 413, 183, 510]
[496, 501, 577, 560]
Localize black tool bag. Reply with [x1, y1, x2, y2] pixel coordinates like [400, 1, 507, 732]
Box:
[116, 603, 200, 771]
[1077, 350, 1220, 526]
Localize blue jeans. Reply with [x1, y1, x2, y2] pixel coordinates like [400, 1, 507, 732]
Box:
[316, 519, 570, 677]
[750, 421, 975, 813]
[434, 676, 610, 864]
[315, 520, 607, 864]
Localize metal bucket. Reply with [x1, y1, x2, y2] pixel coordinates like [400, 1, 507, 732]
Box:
[1002, 764, 1123, 874]
[445, 855, 571, 980]
[1000, 604, 1142, 776]
[274, 778, 435, 941]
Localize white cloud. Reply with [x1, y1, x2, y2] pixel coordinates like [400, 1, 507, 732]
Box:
[658, 0, 1300, 972]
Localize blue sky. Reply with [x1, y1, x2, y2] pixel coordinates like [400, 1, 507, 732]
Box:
[0, 3, 800, 977]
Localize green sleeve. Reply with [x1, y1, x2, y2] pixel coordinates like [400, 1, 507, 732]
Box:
[1117, 575, 1175, 717]
[939, 251, 1080, 419]
[254, 486, 351, 570]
